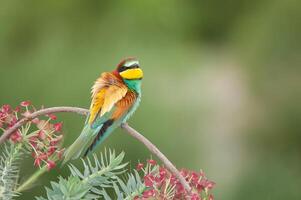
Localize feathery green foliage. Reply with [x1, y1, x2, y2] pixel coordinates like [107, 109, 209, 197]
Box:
[97, 170, 145, 200]
[0, 142, 23, 200]
[36, 149, 131, 200]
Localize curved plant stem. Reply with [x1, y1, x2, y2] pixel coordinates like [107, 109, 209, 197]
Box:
[16, 165, 47, 192]
[121, 123, 192, 192]
[0, 106, 192, 193]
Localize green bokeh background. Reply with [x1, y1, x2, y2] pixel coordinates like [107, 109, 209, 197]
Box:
[1, 0, 300, 199]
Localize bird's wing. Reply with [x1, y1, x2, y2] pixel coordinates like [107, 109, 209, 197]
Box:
[88, 72, 128, 125]
[111, 90, 138, 120]
[63, 72, 128, 163]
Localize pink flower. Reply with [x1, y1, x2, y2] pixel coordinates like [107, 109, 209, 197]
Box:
[204, 180, 215, 190]
[144, 174, 155, 187]
[8, 116, 17, 127]
[147, 159, 157, 165]
[209, 194, 214, 200]
[47, 146, 57, 156]
[190, 193, 201, 200]
[20, 101, 31, 107]
[46, 160, 56, 170]
[54, 122, 63, 132]
[34, 157, 42, 167]
[155, 167, 167, 184]
[10, 130, 22, 143]
[142, 189, 156, 198]
[38, 153, 48, 160]
[136, 163, 144, 171]
[14, 106, 20, 112]
[1, 104, 11, 113]
[47, 114, 57, 120]
[133, 196, 141, 200]
[38, 130, 46, 140]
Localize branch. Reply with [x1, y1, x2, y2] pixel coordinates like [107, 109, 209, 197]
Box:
[0, 106, 192, 192]
[0, 107, 88, 144]
[121, 123, 192, 192]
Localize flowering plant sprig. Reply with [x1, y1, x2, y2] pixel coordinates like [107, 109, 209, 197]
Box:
[0, 101, 64, 171]
[0, 101, 66, 199]
[134, 159, 215, 200]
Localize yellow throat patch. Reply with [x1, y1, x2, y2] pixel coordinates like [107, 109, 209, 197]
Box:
[120, 68, 143, 80]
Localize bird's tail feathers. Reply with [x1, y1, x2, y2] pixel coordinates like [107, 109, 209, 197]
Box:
[62, 124, 99, 165]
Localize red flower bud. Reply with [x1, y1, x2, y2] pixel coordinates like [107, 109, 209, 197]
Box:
[136, 163, 144, 171]
[10, 130, 22, 143]
[142, 189, 155, 198]
[147, 159, 157, 165]
[46, 160, 56, 170]
[47, 146, 57, 156]
[47, 114, 57, 120]
[1, 104, 11, 113]
[190, 193, 200, 200]
[144, 174, 154, 187]
[14, 106, 20, 113]
[54, 122, 63, 132]
[38, 130, 46, 140]
[20, 101, 31, 107]
[34, 158, 42, 167]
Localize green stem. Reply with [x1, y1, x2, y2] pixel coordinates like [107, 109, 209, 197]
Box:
[16, 165, 47, 192]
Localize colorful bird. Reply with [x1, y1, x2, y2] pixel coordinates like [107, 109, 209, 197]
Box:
[63, 57, 143, 163]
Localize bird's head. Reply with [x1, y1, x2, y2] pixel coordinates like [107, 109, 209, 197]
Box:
[116, 57, 143, 80]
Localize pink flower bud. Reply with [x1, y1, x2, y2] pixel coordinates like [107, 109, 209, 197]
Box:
[147, 159, 157, 165]
[14, 106, 20, 113]
[10, 130, 22, 143]
[1, 104, 11, 113]
[47, 146, 57, 156]
[190, 193, 200, 200]
[46, 160, 56, 170]
[38, 130, 46, 140]
[142, 189, 155, 198]
[20, 101, 31, 107]
[136, 163, 144, 171]
[144, 174, 154, 187]
[34, 158, 42, 167]
[54, 122, 63, 132]
[47, 114, 57, 120]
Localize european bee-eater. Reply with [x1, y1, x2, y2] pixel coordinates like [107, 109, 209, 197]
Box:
[63, 57, 143, 163]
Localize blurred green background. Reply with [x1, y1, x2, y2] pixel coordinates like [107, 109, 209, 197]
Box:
[1, 0, 301, 199]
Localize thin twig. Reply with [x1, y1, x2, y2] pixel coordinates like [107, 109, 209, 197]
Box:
[0, 106, 191, 192]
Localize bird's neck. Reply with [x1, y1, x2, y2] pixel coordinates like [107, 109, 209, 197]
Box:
[124, 79, 142, 94]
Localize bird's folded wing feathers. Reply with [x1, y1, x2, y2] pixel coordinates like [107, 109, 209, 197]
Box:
[88, 72, 128, 125]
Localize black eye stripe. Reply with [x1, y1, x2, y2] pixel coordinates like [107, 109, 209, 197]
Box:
[128, 64, 139, 69]
[118, 64, 139, 72]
